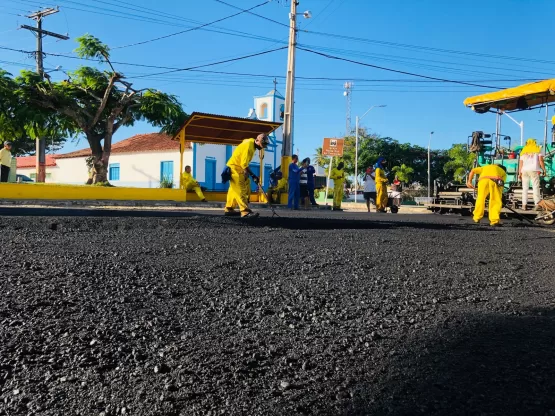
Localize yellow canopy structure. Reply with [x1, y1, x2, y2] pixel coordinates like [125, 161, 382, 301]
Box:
[464, 79, 555, 113]
[172, 112, 282, 189]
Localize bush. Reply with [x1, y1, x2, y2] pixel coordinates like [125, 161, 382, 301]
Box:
[160, 177, 174, 189]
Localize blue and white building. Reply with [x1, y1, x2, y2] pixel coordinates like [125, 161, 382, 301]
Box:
[191, 87, 284, 192]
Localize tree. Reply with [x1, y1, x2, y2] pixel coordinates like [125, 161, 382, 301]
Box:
[443, 144, 476, 182]
[0, 69, 69, 155]
[13, 34, 186, 183]
[313, 147, 330, 169]
[392, 164, 414, 185]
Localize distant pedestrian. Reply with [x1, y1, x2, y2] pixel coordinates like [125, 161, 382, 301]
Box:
[299, 158, 310, 209]
[0, 141, 13, 183]
[363, 166, 377, 212]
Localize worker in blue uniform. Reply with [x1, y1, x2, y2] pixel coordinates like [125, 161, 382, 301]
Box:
[288, 154, 304, 209]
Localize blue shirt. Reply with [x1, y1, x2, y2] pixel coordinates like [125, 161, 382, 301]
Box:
[288, 162, 302, 183]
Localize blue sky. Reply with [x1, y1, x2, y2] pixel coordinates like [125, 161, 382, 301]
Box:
[1, 0, 554, 158]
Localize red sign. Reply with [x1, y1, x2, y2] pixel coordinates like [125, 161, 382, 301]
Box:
[322, 138, 344, 157]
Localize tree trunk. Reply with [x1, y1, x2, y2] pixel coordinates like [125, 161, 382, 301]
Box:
[88, 135, 109, 184]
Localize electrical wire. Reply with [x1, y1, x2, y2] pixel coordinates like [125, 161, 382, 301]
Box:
[113, 1, 271, 49]
[125, 46, 288, 79]
[213, 0, 289, 28]
[0, 44, 542, 88]
[297, 47, 503, 89]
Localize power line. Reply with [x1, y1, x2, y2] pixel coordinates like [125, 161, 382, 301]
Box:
[113, 1, 271, 49]
[201, 0, 555, 66]
[298, 43, 554, 79]
[127, 46, 288, 79]
[304, 30, 555, 66]
[0, 44, 542, 87]
[297, 47, 502, 89]
[213, 0, 290, 28]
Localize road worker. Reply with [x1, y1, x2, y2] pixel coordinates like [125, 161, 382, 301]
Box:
[268, 171, 287, 204]
[330, 161, 345, 210]
[466, 164, 507, 226]
[518, 138, 545, 210]
[224, 134, 268, 218]
[182, 165, 207, 202]
[374, 157, 388, 212]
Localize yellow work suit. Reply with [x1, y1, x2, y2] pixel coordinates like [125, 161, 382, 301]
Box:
[182, 171, 205, 200]
[375, 167, 388, 211]
[472, 165, 507, 225]
[225, 138, 255, 215]
[330, 168, 345, 209]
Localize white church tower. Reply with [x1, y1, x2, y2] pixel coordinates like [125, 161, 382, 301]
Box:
[253, 79, 284, 171]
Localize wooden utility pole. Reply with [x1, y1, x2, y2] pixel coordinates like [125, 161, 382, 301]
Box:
[281, 0, 298, 180]
[21, 8, 68, 182]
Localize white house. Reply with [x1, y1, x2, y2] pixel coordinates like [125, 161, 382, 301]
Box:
[16, 133, 192, 188]
[15, 86, 287, 190]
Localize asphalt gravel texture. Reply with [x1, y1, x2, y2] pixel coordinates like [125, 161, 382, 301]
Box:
[1, 210, 555, 416]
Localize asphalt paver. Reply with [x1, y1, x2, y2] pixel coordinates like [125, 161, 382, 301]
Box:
[1, 211, 554, 415]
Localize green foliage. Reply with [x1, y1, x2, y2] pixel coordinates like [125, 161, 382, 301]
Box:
[392, 164, 415, 184]
[0, 70, 70, 155]
[2, 34, 187, 182]
[443, 144, 476, 182]
[353, 128, 447, 184]
[93, 181, 114, 187]
[159, 177, 174, 189]
[74, 34, 110, 61]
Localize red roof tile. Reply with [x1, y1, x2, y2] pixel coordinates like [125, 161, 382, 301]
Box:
[56, 133, 191, 159]
[17, 155, 58, 168]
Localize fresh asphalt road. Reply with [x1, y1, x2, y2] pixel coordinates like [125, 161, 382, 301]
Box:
[1, 210, 554, 415]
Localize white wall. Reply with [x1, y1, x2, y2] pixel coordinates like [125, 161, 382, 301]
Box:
[53, 150, 193, 188]
[17, 166, 61, 182]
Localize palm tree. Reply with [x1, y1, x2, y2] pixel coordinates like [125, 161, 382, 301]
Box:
[314, 147, 331, 169]
[392, 164, 414, 186]
[443, 144, 476, 182]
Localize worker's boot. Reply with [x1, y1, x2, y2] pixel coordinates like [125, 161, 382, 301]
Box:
[241, 210, 259, 218]
[224, 207, 240, 217]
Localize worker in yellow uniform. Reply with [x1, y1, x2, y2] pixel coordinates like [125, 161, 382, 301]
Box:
[330, 161, 345, 210]
[224, 134, 269, 218]
[466, 164, 507, 226]
[182, 165, 207, 202]
[374, 157, 388, 212]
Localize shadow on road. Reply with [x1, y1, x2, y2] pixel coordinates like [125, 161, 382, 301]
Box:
[345, 309, 555, 416]
[0, 207, 537, 232]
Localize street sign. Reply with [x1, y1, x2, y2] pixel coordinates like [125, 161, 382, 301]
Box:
[322, 138, 344, 157]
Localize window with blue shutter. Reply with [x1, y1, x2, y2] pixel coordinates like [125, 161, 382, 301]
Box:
[109, 163, 120, 181]
[160, 161, 174, 182]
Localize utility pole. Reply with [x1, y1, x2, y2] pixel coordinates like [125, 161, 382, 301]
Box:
[281, 0, 298, 179]
[428, 131, 434, 199]
[282, 1, 310, 179]
[344, 82, 353, 135]
[21, 8, 68, 182]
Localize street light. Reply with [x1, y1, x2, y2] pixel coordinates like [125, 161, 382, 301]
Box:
[354, 104, 387, 204]
[500, 111, 524, 146]
[428, 132, 434, 199]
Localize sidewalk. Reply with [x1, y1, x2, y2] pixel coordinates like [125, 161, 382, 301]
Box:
[0, 198, 430, 214]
